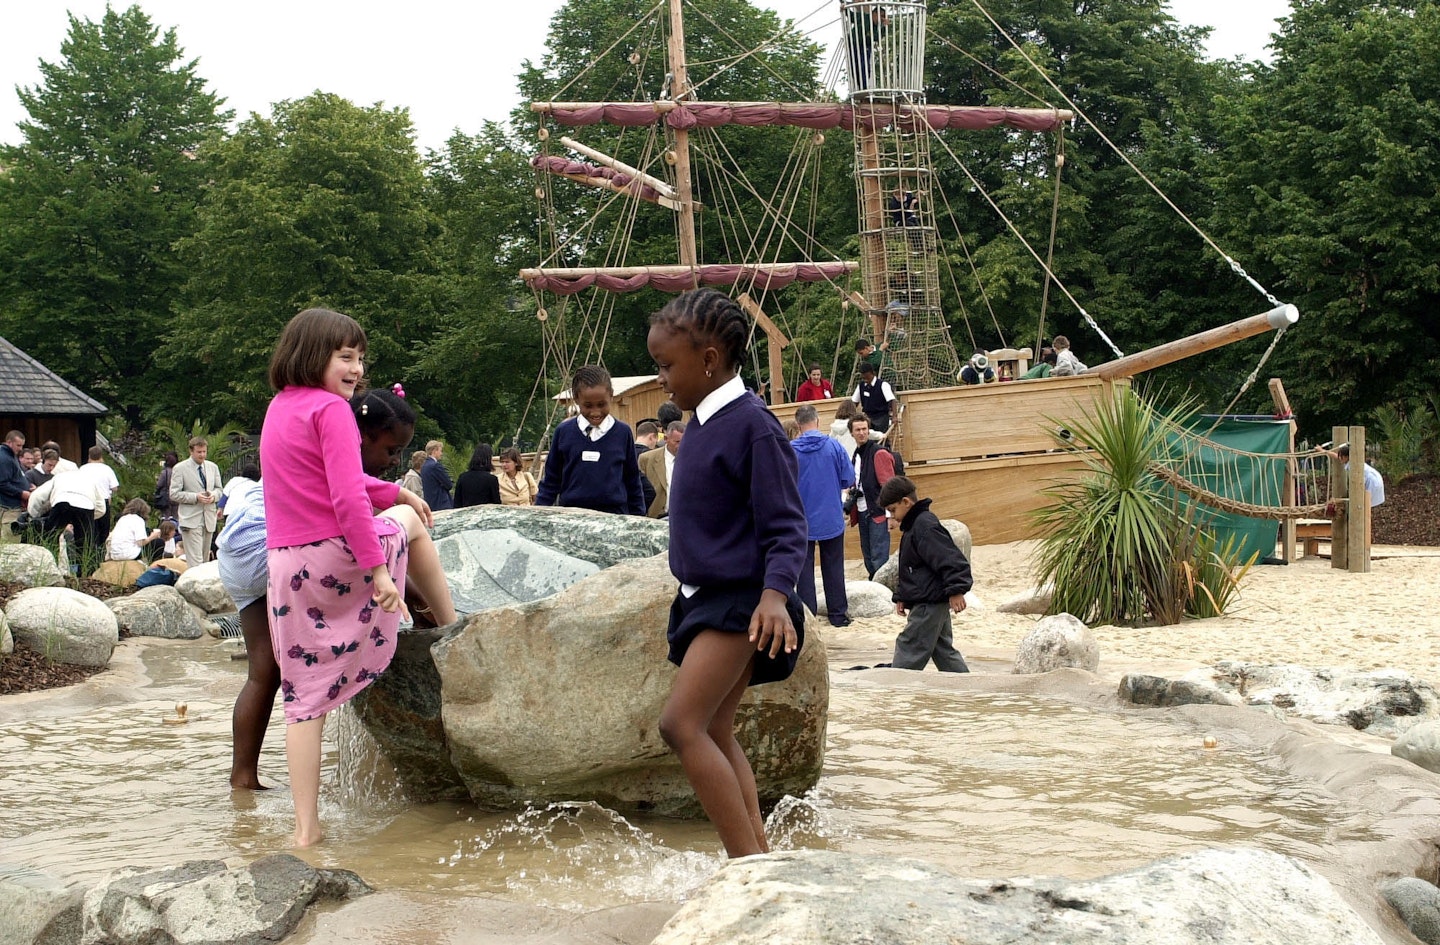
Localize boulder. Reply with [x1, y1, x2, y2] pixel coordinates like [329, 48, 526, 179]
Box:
[173, 561, 233, 615]
[80, 855, 370, 945]
[6, 587, 117, 667]
[430, 504, 669, 615]
[1392, 719, 1440, 775]
[1014, 613, 1099, 674]
[106, 586, 204, 640]
[872, 519, 971, 592]
[1195, 662, 1440, 737]
[816, 580, 893, 619]
[1, 610, 11, 655]
[90, 559, 146, 588]
[1382, 877, 1440, 945]
[997, 583, 1054, 615]
[651, 847, 1384, 945]
[429, 553, 828, 817]
[1117, 674, 1238, 708]
[0, 866, 82, 945]
[0, 544, 66, 588]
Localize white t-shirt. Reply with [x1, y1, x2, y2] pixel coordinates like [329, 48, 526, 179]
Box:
[76, 461, 120, 503]
[108, 514, 152, 560]
[221, 476, 259, 515]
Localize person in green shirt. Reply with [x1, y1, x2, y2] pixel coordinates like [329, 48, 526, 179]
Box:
[854, 337, 891, 377]
[1021, 347, 1058, 380]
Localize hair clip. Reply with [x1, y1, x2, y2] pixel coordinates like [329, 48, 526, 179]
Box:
[392, 382, 406, 398]
[360, 403, 369, 416]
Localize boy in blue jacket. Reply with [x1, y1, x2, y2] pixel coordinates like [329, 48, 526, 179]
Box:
[877, 475, 972, 672]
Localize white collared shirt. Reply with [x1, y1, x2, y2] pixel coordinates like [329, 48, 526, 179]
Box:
[575, 413, 617, 441]
[664, 447, 676, 510]
[693, 374, 746, 425]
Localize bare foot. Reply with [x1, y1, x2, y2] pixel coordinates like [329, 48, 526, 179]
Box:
[230, 778, 271, 791]
[292, 828, 325, 848]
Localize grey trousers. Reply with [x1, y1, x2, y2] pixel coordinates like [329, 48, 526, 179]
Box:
[893, 601, 969, 672]
[181, 525, 214, 565]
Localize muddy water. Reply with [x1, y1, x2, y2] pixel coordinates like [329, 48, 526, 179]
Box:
[1, 639, 1380, 914]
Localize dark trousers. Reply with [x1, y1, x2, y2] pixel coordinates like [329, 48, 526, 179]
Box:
[796, 535, 848, 625]
[869, 411, 891, 434]
[893, 602, 969, 673]
[857, 513, 891, 579]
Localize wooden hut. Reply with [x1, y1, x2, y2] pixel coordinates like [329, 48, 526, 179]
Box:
[0, 337, 107, 462]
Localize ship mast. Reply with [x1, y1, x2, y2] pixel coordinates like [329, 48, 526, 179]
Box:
[667, 0, 699, 269]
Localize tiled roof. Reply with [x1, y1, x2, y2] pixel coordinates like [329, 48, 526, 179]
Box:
[0, 336, 107, 416]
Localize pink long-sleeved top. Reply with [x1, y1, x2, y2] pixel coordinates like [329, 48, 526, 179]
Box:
[260, 385, 401, 569]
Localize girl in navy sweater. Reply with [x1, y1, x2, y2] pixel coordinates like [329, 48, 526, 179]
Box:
[535, 364, 646, 515]
[648, 289, 809, 858]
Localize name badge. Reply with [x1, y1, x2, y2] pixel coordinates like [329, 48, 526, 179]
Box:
[581, 450, 601, 462]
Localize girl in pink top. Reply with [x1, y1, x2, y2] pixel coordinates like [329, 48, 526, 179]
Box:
[260, 308, 445, 847]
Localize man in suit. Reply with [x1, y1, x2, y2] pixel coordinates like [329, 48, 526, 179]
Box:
[420, 440, 454, 511]
[170, 436, 222, 564]
[639, 421, 684, 518]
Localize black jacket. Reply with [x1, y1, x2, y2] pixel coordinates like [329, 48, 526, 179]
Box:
[453, 470, 501, 508]
[892, 498, 973, 605]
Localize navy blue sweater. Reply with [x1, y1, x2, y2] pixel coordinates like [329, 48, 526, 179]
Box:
[667, 392, 807, 595]
[536, 417, 646, 515]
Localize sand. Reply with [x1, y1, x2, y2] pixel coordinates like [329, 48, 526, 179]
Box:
[832, 541, 1440, 681]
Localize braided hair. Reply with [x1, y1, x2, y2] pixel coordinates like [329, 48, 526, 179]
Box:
[351, 387, 417, 438]
[650, 288, 750, 372]
[571, 364, 613, 396]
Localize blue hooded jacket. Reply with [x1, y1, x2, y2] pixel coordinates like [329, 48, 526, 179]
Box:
[790, 429, 855, 542]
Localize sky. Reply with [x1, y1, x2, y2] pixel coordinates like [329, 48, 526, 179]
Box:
[1, 0, 1293, 154]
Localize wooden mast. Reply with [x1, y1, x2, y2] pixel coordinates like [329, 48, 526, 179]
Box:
[667, 0, 699, 271]
[1088, 304, 1299, 380]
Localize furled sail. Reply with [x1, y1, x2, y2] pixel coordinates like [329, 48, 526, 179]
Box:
[532, 101, 1069, 134]
[521, 262, 858, 295]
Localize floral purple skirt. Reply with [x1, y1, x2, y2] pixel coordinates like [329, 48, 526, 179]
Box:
[267, 519, 407, 724]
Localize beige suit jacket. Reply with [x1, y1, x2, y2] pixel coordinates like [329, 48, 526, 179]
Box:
[639, 446, 672, 518]
[170, 457, 222, 530]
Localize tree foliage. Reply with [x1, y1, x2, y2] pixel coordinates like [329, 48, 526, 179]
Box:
[0, 5, 230, 422]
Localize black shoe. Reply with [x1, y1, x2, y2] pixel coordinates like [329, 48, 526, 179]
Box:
[830, 616, 853, 627]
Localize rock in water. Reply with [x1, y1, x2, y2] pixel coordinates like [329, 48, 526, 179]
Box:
[1381, 877, 1440, 945]
[1392, 719, 1440, 775]
[0, 866, 82, 945]
[6, 587, 117, 667]
[1013, 613, 1099, 674]
[651, 847, 1384, 945]
[1117, 674, 1237, 708]
[173, 561, 234, 615]
[1195, 662, 1440, 737]
[432, 553, 828, 816]
[106, 586, 204, 640]
[80, 855, 370, 945]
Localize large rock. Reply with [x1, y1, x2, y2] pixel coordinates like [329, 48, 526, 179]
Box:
[1117, 674, 1238, 708]
[430, 553, 828, 816]
[6, 587, 117, 667]
[872, 518, 971, 591]
[0, 866, 82, 945]
[90, 559, 146, 588]
[816, 579, 892, 619]
[106, 586, 204, 640]
[173, 560, 233, 615]
[1382, 877, 1440, 945]
[430, 504, 669, 615]
[0, 544, 66, 588]
[1014, 613, 1099, 674]
[1392, 719, 1440, 775]
[651, 847, 1384, 945]
[997, 583, 1054, 615]
[1195, 662, 1440, 737]
[80, 855, 370, 945]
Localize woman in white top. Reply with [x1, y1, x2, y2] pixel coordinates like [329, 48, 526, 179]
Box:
[108, 498, 163, 561]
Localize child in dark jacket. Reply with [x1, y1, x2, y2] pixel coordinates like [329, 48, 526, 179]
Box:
[877, 475, 972, 672]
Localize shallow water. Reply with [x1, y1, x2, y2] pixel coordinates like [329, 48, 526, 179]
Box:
[0, 639, 1380, 912]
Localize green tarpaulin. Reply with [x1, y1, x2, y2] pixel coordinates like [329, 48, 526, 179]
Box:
[1162, 417, 1292, 564]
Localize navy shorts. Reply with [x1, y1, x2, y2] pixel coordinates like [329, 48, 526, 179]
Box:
[667, 584, 806, 686]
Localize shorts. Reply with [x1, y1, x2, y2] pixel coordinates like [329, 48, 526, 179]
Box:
[667, 584, 806, 686]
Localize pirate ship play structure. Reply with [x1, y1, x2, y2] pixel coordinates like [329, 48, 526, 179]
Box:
[517, 0, 1367, 567]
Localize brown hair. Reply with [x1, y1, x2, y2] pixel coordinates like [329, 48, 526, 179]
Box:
[122, 497, 150, 517]
[268, 308, 367, 391]
[835, 400, 857, 421]
[410, 450, 427, 471]
[499, 447, 525, 471]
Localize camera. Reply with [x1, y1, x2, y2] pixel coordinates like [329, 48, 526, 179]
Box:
[842, 486, 863, 514]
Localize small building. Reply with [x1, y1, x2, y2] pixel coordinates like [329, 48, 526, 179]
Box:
[0, 336, 108, 462]
[554, 375, 669, 431]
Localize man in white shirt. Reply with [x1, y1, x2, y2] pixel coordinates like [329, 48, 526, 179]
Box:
[639, 421, 684, 517]
[77, 446, 121, 542]
[28, 468, 105, 558]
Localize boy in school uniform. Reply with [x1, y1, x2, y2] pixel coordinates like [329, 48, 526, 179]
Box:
[877, 475, 972, 673]
[536, 365, 647, 515]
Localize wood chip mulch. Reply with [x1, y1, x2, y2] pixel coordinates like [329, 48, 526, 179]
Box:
[1372, 474, 1440, 547]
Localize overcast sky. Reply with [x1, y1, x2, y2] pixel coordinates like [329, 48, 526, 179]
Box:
[1, 0, 1292, 154]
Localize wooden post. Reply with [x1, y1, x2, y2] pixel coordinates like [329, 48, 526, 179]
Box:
[1268, 378, 1296, 563]
[1347, 425, 1370, 573]
[737, 293, 790, 406]
[1090, 305, 1298, 380]
[667, 0, 698, 270]
[1329, 424, 1349, 571]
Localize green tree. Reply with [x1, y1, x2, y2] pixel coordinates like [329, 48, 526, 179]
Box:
[1207, 0, 1440, 434]
[164, 93, 443, 429]
[0, 5, 230, 423]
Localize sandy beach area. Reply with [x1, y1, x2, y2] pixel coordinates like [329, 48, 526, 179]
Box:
[833, 541, 1440, 682]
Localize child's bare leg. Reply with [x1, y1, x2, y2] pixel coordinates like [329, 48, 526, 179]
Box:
[659, 630, 762, 858]
[230, 598, 279, 790]
[709, 669, 768, 852]
[286, 715, 326, 847]
[379, 505, 456, 625]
